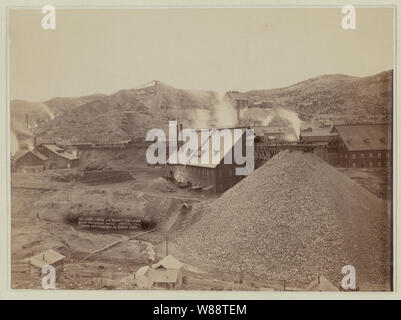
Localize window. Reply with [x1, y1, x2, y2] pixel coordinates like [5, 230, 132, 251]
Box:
[387, 152, 390, 158]
[352, 162, 356, 168]
[352, 154, 356, 159]
[360, 153, 364, 158]
[339, 153, 342, 158]
[378, 161, 382, 167]
[369, 153, 373, 158]
[378, 153, 382, 158]
[345, 154, 348, 159]
[369, 162, 373, 167]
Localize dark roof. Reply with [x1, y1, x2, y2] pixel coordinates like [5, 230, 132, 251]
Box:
[40, 144, 79, 160]
[15, 149, 48, 162]
[332, 124, 391, 151]
[225, 91, 248, 101]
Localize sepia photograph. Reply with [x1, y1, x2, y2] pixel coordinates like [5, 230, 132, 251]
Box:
[7, 5, 394, 294]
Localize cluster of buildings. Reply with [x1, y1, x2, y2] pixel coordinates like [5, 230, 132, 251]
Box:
[12, 139, 79, 171]
[163, 93, 392, 194]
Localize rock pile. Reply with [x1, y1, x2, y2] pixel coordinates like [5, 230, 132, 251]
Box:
[174, 151, 391, 286]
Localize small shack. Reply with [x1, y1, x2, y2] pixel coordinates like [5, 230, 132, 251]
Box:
[28, 249, 65, 278]
[135, 255, 184, 289]
[15, 149, 48, 171]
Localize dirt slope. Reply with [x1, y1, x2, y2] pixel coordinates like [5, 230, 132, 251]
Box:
[174, 151, 391, 287]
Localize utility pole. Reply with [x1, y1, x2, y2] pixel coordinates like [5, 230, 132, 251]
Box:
[165, 233, 168, 256]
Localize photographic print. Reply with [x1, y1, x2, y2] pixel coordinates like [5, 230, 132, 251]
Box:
[8, 5, 394, 293]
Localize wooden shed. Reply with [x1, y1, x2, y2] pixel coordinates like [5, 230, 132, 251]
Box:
[28, 249, 65, 279]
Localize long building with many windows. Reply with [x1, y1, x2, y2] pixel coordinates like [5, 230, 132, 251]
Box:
[330, 124, 391, 168]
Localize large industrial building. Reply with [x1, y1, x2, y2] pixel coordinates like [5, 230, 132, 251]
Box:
[166, 127, 249, 193]
[300, 123, 391, 168]
[330, 124, 391, 168]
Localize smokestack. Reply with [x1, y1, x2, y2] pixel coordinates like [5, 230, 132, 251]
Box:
[26, 114, 29, 129]
[34, 137, 37, 149]
[237, 102, 240, 123]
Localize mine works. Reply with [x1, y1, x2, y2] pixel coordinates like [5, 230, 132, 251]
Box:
[11, 73, 392, 291]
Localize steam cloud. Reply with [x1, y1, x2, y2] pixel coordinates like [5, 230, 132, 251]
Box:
[275, 107, 301, 139]
[11, 131, 19, 156]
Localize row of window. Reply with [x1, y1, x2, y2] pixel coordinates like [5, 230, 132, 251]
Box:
[349, 161, 390, 168]
[340, 152, 390, 159]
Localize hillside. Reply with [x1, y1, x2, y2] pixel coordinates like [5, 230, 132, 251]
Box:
[243, 70, 392, 124]
[10, 70, 392, 147]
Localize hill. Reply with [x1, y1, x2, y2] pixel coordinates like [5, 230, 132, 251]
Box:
[10, 70, 392, 147]
[243, 70, 392, 124]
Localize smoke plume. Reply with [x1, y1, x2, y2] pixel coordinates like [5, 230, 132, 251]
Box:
[276, 107, 301, 139]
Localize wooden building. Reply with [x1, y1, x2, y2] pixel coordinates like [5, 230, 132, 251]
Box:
[166, 127, 249, 193]
[135, 255, 184, 289]
[331, 124, 391, 168]
[28, 249, 65, 279]
[15, 149, 48, 170]
[37, 143, 79, 169]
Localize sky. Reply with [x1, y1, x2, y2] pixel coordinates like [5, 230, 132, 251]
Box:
[10, 7, 394, 101]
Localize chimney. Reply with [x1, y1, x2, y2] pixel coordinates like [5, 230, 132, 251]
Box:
[34, 137, 37, 149]
[26, 114, 29, 129]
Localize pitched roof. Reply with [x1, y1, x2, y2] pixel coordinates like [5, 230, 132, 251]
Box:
[41, 144, 79, 160]
[167, 128, 246, 168]
[15, 149, 48, 162]
[135, 265, 150, 278]
[29, 249, 65, 269]
[146, 268, 181, 283]
[304, 275, 339, 292]
[332, 124, 391, 151]
[152, 255, 183, 270]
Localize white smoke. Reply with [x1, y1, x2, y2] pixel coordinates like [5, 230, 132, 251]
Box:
[212, 93, 238, 128]
[41, 103, 55, 120]
[276, 108, 301, 139]
[187, 109, 211, 129]
[10, 131, 19, 156]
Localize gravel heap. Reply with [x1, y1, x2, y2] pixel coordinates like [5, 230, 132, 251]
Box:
[174, 151, 391, 286]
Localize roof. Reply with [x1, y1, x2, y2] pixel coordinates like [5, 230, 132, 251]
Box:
[29, 249, 65, 269]
[225, 91, 248, 101]
[332, 124, 391, 151]
[264, 127, 288, 134]
[152, 255, 183, 270]
[305, 275, 339, 292]
[15, 149, 48, 162]
[300, 132, 339, 142]
[146, 268, 181, 283]
[41, 144, 79, 160]
[135, 265, 149, 278]
[167, 128, 246, 168]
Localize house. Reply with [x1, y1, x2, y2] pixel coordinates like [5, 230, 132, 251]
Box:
[135, 255, 184, 289]
[166, 127, 249, 193]
[37, 143, 79, 169]
[331, 124, 391, 168]
[28, 249, 65, 279]
[15, 149, 48, 171]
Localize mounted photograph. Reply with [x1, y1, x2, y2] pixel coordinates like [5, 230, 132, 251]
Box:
[8, 6, 394, 292]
